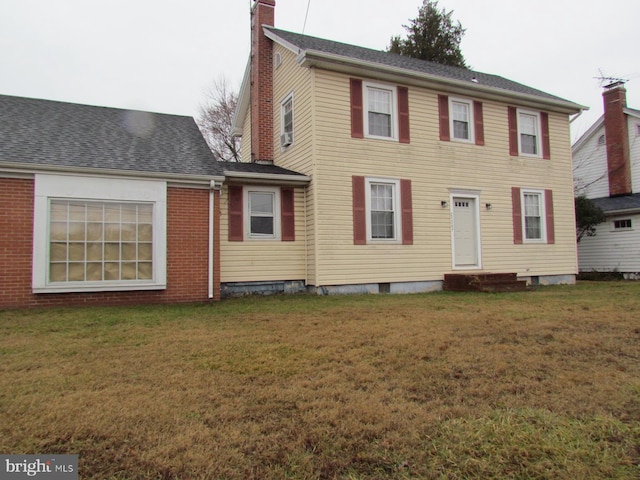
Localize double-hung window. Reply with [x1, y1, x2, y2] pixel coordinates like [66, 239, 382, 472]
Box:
[508, 107, 550, 159]
[450, 98, 474, 142]
[33, 174, 167, 293]
[364, 82, 398, 140]
[247, 188, 278, 238]
[280, 93, 294, 147]
[523, 191, 543, 241]
[365, 178, 401, 242]
[519, 111, 540, 155]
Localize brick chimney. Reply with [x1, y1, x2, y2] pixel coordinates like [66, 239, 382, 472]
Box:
[250, 0, 275, 164]
[603, 82, 632, 196]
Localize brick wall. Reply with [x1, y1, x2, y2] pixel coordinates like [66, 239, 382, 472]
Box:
[0, 179, 218, 308]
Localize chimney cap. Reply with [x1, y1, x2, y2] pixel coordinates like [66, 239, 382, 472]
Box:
[604, 80, 626, 90]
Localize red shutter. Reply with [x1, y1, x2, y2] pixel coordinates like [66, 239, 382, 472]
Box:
[438, 94, 450, 141]
[398, 86, 410, 144]
[281, 187, 295, 241]
[508, 106, 519, 156]
[511, 187, 523, 244]
[541, 112, 551, 159]
[474, 100, 485, 146]
[352, 176, 366, 245]
[545, 189, 555, 244]
[350, 78, 364, 139]
[228, 185, 243, 242]
[400, 179, 413, 245]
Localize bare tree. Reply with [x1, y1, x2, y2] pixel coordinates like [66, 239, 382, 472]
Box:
[196, 77, 240, 162]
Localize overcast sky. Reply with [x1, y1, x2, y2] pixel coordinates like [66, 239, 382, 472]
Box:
[1, 0, 638, 142]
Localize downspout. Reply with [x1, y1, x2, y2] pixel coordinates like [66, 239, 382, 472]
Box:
[208, 180, 222, 299]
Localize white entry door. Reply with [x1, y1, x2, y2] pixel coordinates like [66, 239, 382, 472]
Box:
[452, 197, 480, 268]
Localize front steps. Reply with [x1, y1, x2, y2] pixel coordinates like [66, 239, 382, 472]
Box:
[443, 273, 529, 293]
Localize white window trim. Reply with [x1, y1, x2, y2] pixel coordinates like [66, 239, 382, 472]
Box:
[517, 109, 542, 158]
[520, 188, 546, 243]
[363, 81, 399, 141]
[33, 174, 167, 293]
[449, 96, 475, 144]
[280, 92, 294, 148]
[612, 218, 633, 231]
[365, 177, 401, 244]
[244, 186, 281, 241]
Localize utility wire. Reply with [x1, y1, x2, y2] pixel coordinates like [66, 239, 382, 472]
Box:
[302, 0, 311, 34]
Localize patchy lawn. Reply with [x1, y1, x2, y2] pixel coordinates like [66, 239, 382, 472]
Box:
[1, 282, 639, 479]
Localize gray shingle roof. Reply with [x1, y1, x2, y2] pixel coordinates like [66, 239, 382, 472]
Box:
[266, 27, 575, 105]
[0, 94, 223, 177]
[220, 161, 307, 177]
[592, 193, 640, 213]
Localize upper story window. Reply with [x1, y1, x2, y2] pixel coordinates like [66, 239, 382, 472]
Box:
[364, 82, 398, 140]
[518, 110, 541, 156]
[450, 97, 475, 143]
[508, 107, 550, 159]
[350, 78, 410, 143]
[613, 219, 632, 230]
[280, 93, 294, 147]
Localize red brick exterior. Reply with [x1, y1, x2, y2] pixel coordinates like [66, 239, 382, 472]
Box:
[250, 0, 275, 164]
[0, 179, 219, 309]
[603, 83, 632, 196]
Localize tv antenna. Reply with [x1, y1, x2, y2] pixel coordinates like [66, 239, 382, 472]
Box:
[594, 69, 628, 88]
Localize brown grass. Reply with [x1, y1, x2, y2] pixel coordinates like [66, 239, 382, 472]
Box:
[1, 282, 639, 479]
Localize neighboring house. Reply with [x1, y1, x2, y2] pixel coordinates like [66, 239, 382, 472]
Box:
[230, 0, 584, 295]
[0, 94, 308, 308]
[572, 83, 640, 278]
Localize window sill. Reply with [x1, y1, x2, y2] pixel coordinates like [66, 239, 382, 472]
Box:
[33, 283, 166, 294]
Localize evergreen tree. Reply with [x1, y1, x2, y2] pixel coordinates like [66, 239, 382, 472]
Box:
[388, 0, 467, 68]
[575, 195, 606, 243]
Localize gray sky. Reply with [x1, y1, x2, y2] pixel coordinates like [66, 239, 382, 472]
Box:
[1, 0, 638, 142]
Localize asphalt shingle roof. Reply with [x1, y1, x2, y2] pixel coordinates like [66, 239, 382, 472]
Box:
[220, 161, 308, 177]
[266, 27, 574, 104]
[0, 94, 223, 177]
[592, 193, 640, 213]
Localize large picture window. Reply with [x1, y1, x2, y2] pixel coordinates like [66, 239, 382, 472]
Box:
[49, 200, 153, 283]
[33, 175, 166, 293]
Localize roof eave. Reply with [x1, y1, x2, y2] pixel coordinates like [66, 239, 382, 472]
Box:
[232, 59, 251, 136]
[297, 49, 586, 115]
[0, 161, 225, 186]
[223, 170, 311, 186]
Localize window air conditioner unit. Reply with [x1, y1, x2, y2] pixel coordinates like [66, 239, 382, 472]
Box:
[280, 132, 293, 147]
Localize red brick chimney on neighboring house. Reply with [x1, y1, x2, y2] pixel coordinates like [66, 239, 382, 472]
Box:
[603, 82, 632, 196]
[250, 0, 275, 164]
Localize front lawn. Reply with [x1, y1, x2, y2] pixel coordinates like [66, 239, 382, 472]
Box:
[1, 283, 639, 479]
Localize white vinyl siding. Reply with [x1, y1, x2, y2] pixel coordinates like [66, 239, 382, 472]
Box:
[578, 213, 640, 273]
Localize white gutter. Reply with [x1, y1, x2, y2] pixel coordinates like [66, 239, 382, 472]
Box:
[0, 162, 225, 186]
